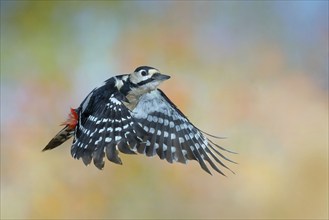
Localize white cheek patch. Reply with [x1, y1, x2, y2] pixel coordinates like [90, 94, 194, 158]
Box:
[130, 72, 152, 84]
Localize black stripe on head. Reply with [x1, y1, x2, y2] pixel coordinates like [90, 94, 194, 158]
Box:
[136, 77, 154, 86]
[134, 66, 156, 73]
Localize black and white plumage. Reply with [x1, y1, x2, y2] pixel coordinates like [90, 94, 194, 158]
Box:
[43, 66, 236, 175]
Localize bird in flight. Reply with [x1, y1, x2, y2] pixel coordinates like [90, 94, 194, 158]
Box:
[43, 66, 236, 175]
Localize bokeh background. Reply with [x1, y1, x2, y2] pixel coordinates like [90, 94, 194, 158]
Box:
[1, 1, 328, 219]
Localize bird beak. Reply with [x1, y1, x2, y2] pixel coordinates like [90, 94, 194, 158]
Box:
[152, 73, 171, 81]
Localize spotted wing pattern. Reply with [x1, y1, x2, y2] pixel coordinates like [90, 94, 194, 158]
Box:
[132, 89, 236, 175]
[71, 92, 145, 169]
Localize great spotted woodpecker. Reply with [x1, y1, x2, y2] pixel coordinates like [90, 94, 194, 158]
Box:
[43, 66, 236, 175]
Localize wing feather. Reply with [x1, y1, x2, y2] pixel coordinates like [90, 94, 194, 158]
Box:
[185, 124, 213, 174]
[165, 120, 174, 163]
[71, 92, 142, 168]
[132, 89, 235, 175]
[146, 112, 161, 157]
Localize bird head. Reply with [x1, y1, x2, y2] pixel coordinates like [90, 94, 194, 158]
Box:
[129, 66, 170, 93]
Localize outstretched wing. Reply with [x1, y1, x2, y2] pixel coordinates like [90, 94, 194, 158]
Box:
[132, 89, 236, 175]
[71, 91, 145, 169]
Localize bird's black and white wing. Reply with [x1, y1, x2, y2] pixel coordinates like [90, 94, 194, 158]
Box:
[132, 89, 236, 175]
[71, 88, 145, 169]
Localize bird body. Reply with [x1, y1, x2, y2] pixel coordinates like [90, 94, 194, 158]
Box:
[43, 66, 235, 175]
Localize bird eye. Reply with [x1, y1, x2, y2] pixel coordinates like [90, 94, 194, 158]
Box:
[140, 70, 148, 76]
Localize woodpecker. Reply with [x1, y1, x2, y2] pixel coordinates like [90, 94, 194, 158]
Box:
[43, 66, 236, 175]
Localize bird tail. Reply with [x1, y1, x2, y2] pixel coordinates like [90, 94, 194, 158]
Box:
[42, 125, 75, 151]
[43, 108, 78, 151]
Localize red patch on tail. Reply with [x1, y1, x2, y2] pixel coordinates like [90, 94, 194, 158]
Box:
[61, 108, 78, 129]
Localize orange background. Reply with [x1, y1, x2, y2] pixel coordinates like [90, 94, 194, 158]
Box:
[1, 1, 328, 219]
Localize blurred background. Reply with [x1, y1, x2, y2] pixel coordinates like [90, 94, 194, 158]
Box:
[1, 1, 328, 219]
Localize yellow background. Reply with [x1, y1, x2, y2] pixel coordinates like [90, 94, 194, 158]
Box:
[1, 1, 328, 219]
